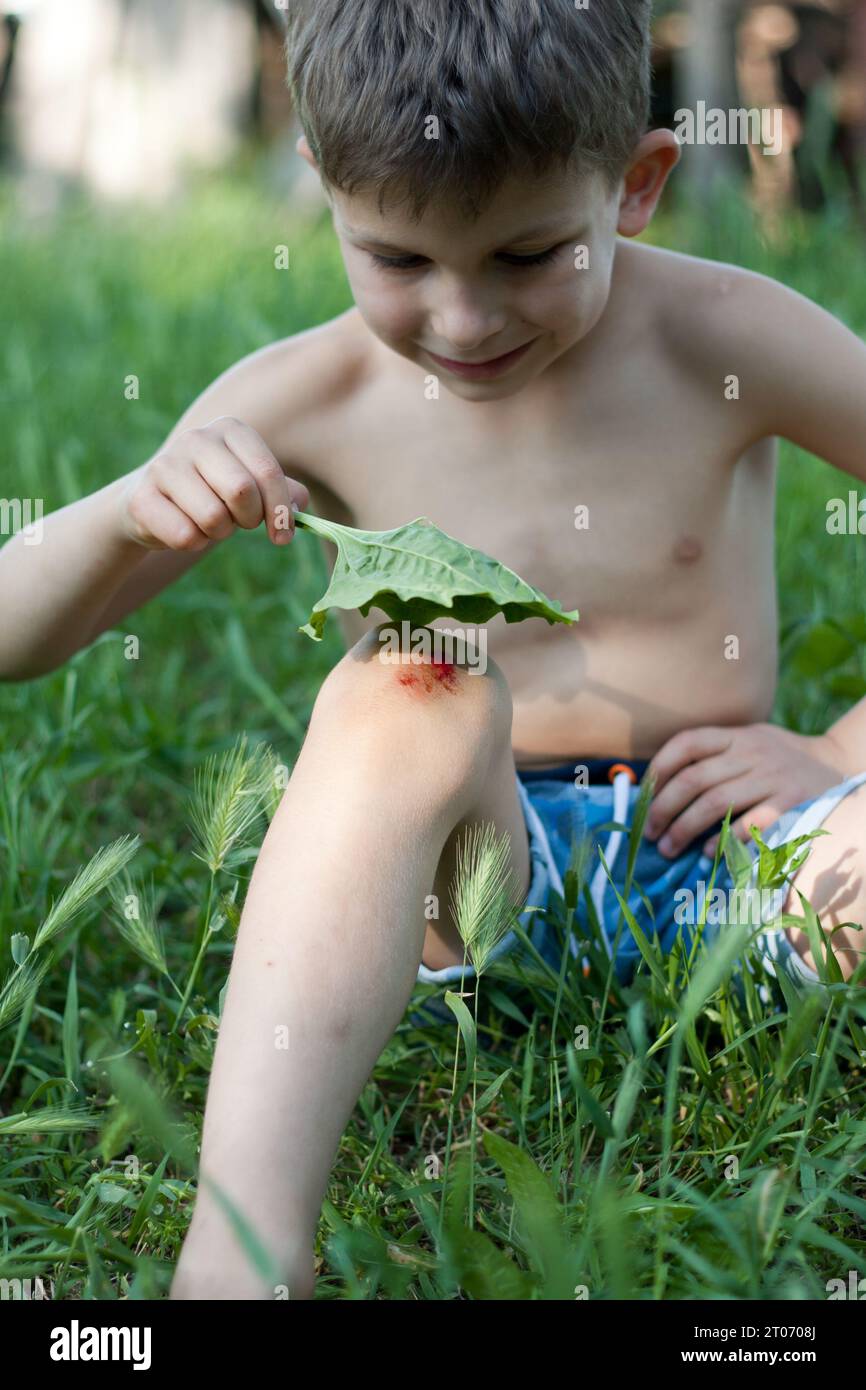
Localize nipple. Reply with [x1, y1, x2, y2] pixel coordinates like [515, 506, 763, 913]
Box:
[672, 534, 703, 564]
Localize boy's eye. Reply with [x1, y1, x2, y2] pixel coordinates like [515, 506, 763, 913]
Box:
[498, 245, 562, 267]
[368, 245, 563, 272]
[369, 252, 428, 271]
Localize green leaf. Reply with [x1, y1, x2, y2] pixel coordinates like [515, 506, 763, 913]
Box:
[750, 825, 829, 892]
[777, 975, 825, 1076]
[293, 511, 579, 640]
[790, 620, 855, 677]
[610, 1057, 644, 1140]
[828, 673, 866, 701]
[96, 1181, 129, 1206]
[62, 953, 80, 1092]
[446, 1226, 535, 1299]
[100, 1104, 135, 1165]
[572, 1071, 616, 1140]
[475, 1068, 512, 1114]
[482, 1131, 577, 1298]
[680, 918, 752, 1030]
[839, 613, 866, 643]
[106, 1056, 197, 1173]
[597, 851, 671, 995]
[128, 1156, 170, 1244]
[722, 821, 754, 888]
[799, 1162, 817, 1202]
[444, 990, 477, 1104]
[484, 985, 530, 1027]
[793, 887, 844, 986]
[83, 1232, 116, 1300]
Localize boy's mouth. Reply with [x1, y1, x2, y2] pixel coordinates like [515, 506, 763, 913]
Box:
[424, 340, 535, 380]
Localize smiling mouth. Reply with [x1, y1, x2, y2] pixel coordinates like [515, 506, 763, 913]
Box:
[424, 340, 536, 379]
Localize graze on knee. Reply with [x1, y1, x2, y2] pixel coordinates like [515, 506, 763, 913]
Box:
[316, 622, 508, 741]
[376, 622, 486, 698]
[395, 656, 460, 696]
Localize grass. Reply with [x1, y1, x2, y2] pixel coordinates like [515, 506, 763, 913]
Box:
[0, 167, 865, 1300]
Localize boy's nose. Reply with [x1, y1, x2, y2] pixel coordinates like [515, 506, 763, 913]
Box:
[431, 323, 510, 359]
[429, 285, 508, 353]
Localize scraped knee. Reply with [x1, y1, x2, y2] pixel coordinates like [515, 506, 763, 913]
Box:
[310, 622, 513, 799]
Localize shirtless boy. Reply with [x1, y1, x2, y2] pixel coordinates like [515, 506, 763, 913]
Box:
[2, 0, 865, 1300]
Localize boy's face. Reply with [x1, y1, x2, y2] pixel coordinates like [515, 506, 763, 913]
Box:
[326, 164, 625, 402]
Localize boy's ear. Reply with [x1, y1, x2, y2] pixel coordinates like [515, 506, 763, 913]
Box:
[616, 130, 681, 237]
[296, 134, 318, 172]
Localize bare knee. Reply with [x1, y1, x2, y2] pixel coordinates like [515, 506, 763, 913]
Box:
[313, 624, 511, 727]
[305, 623, 513, 811]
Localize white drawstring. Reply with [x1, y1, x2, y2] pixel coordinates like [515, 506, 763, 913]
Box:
[585, 769, 634, 964]
[519, 766, 637, 974]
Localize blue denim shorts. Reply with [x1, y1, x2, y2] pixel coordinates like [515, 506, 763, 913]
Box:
[417, 756, 866, 999]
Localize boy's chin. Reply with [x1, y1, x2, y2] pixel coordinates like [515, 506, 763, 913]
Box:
[401, 343, 546, 400]
[435, 373, 533, 402]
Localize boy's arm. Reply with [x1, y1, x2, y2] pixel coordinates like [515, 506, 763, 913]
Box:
[0, 331, 333, 682]
[741, 274, 866, 770]
[744, 273, 866, 486]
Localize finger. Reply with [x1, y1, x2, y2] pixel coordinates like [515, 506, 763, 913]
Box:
[130, 481, 211, 551]
[645, 750, 749, 841]
[646, 726, 732, 800]
[656, 775, 764, 858]
[220, 419, 310, 544]
[185, 432, 266, 531]
[152, 458, 237, 540]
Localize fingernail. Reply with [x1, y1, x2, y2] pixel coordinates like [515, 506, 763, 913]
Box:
[658, 835, 673, 856]
[291, 501, 300, 513]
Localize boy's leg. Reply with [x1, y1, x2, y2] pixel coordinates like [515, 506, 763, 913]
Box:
[779, 781, 866, 982]
[171, 626, 529, 1299]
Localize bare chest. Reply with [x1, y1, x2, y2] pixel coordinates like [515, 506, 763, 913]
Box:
[311, 383, 776, 634]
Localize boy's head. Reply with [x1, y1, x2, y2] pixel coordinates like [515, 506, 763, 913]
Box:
[286, 0, 679, 399]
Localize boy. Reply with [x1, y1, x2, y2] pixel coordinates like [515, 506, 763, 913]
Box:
[2, 0, 865, 1299]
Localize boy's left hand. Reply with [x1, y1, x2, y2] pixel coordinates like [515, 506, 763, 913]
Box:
[644, 722, 851, 859]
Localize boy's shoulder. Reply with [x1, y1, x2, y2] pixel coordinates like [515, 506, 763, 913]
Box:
[620, 239, 866, 472]
[620, 238, 802, 355]
[233, 307, 372, 427]
[177, 309, 375, 476]
[619, 239, 831, 423]
[265, 306, 372, 380]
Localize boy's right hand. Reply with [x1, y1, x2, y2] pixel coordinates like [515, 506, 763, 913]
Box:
[118, 417, 310, 551]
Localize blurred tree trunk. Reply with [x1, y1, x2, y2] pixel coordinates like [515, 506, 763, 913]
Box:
[849, 0, 866, 199]
[676, 0, 742, 192]
[9, 0, 258, 207]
